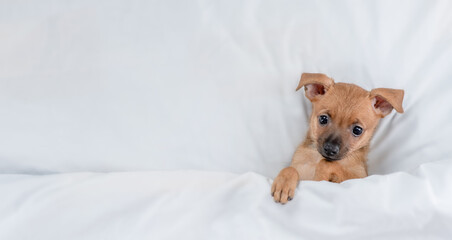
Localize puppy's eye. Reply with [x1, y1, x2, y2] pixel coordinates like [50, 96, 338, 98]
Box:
[352, 126, 363, 136]
[319, 115, 329, 125]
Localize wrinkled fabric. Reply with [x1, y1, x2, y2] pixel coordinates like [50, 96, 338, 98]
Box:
[1, 0, 452, 177]
[1, 162, 452, 240]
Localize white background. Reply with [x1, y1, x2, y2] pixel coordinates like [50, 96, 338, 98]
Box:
[2, 1, 452, 239]
[1, 0, 451, 178]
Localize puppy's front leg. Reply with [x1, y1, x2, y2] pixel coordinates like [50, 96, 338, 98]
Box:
[271, 142, 320, 204]
[271, 167, 298, 204]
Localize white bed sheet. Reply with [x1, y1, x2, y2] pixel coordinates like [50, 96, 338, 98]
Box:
[1, 160, 452, 240]
[1, 0, 452, 178]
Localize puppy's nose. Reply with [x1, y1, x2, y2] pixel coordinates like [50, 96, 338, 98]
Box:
[323, 142, 340, 158]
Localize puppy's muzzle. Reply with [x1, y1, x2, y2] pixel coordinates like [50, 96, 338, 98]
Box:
[321, 138, 341, 161]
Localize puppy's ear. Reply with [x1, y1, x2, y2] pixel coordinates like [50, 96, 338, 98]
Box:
[296, 73, 334, 101]
[370, 88, 404, 117]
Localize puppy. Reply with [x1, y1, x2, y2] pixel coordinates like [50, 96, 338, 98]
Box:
[271, 73, 404, 204]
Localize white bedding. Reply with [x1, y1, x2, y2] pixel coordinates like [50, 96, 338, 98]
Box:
[1, 161, 452, 240]
[1, 0, 452, 239]
[2, 0, 452, 176]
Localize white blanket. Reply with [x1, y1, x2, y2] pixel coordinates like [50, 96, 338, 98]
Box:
[1, 161, 452, 239]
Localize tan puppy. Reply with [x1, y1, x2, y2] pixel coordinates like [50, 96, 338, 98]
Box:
[271, 73, 404, 204]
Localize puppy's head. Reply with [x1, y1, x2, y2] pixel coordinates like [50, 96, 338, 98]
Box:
[297, 73, 404, 161]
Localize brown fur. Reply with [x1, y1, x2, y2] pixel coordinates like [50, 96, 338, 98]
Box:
[272, 73, 404, 204]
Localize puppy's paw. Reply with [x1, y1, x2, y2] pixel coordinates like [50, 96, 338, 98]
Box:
[271, 167, 299, 204]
